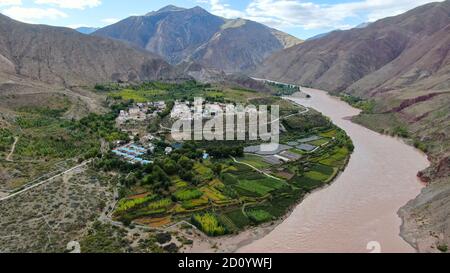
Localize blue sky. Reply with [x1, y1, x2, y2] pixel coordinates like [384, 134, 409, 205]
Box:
[0, 0, 443, 39]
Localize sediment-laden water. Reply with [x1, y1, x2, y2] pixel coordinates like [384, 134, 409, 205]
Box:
[238, 88, 429, 253]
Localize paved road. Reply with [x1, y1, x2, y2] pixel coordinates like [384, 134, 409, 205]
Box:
[0, 160, 91, 202]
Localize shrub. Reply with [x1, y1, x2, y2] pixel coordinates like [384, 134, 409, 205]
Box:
[413, 140, 428, 153]
[393, 126, 410, 138]
[437, 244, 448, 253]
[163, 243, 178, 253]
[155, 232, 172, 244]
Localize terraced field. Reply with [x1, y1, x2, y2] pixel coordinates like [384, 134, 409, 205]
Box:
[96, 82, 353, 237]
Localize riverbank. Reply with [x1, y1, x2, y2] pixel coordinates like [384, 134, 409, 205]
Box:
[185, 87, 430, 253]
[182, 91, 352, 253]
[183, 177, 345, 253]
[240, 88, 429, 253]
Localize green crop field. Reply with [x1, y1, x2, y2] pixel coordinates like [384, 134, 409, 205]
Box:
[235, 180, 275, 197]
[305, 171, 330, 182]
[309, 138, 330, 146]
[191, 213, 228, 236]
[319, 147, 349, 167]
[311, 164, 335, 175]
[223, 209, 251, 229]
[194, 163, 215, 182]
[182, 198, 209, 210]
[173, 189, 204, 201]
[200, 186, 228, 202]
[247, 209, 273, 223]
[115, 194, 157, 214]
[320, 129, 337, 138]
[239, 154, 271, 169]
[291, 176, 323, 191]
[109, 89, 168, 102]
[147, 198, 172, 211]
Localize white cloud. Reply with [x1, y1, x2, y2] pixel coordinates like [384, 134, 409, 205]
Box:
[101, 17, 119, 24]
[34, 0, 101, 10]
[2, 6, 67, 23]
[0, 0, 21, 7]
[200, 0, 443, 30]
[208, 0, 245, 18]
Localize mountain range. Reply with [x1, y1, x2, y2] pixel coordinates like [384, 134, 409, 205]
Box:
[93, 5, 302, 73]
[0, 1, 449, 252]
[253, 0, 450, 252]
[0, 14, 181, 88]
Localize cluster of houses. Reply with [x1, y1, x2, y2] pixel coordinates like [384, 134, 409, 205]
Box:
[112, 141, 181, 165]
[112, 143, 153, 165]
[170, 101, 231, 121]
[117, 101, 166, 124]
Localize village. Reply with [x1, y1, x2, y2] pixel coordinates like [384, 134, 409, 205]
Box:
[112, 99, 226, 165]
[111, 97, 332, 170]
[85, 81, 354, 243]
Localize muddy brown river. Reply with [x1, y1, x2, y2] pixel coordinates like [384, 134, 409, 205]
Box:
[237, 88, 430, 253]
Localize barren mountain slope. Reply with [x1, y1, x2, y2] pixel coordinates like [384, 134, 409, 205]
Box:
[0, 14, 180, 87]
[94, 6, 302, 72]
[254, 1, 450, 94]
[254, 0, 450, 252]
